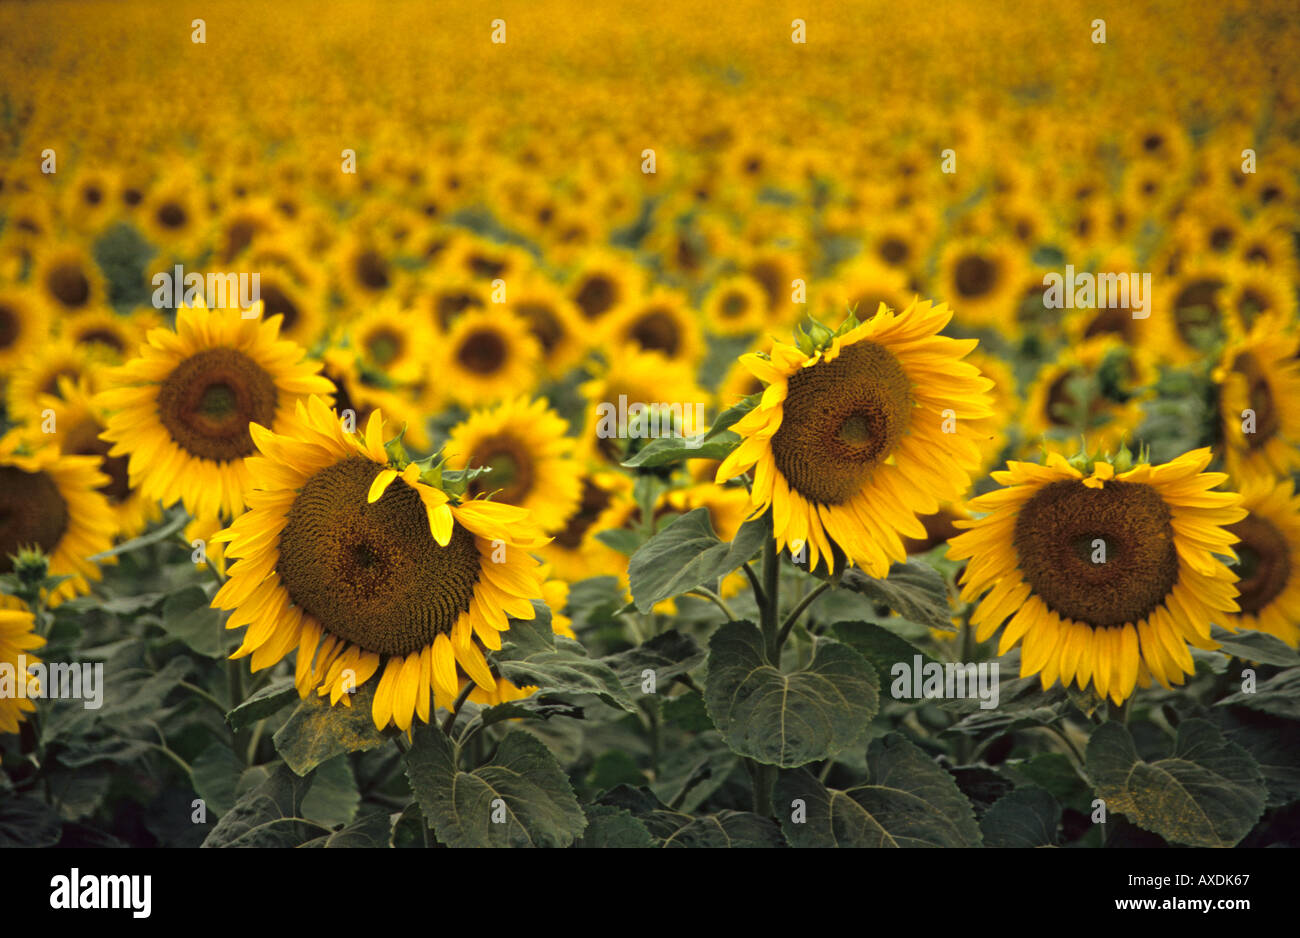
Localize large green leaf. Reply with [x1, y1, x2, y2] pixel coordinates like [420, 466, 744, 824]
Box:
[1216, 667, 1300, 720]
[303, 812, 391, 848]
[202, 764, 317, 847]
[662, 811, 784, 848]
[273, 679, 391, 776]
[1085, 720, 1266, 847]
[404, 726, 586, 848]
[600, 630, 706, 688]
[577, 805, 656, 848]
[0, 796, 63, 847]
[830, 620, 941, 681]
[627, 509, 770, 612]
[621, 431, 741, 469]
[226, 677, 298, 731]
[704, 621, 879, 767]
[839, 561, 954, 631]
[159, 585, 228, 658]
[774, 734, 982, 847]
[980, 787, 1061, 847]
[491, 609, 637, 712]
[1209, 626, 1300, 667]
[191, 742, 244, 817]
[301, 755, 360, 828]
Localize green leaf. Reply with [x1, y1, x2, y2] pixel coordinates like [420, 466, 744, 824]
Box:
[99, 655, 193, 728]
[620, 431, 740, 469]
[86, 508, 188, 562]
[192, 742, 244, 817]
[273, 679, 391, 776]
[159, 585, 227, 658]
[226, 677, 298, 731]
[404, 726, 586, 848]
[595, 785, 692, 840]
[600, 630, 706, 689]
[628, 508, 769, 612]
[305, 811, 391, 848]
[1217, 667, 1300, 719]
[830, 620, 940, 680]
[1085, 720, 1267, 847]
[491, 609, 636, 712]
[774, 734, 982, 847]
[593, 528, 644, 556]
[704, 620, 879, 767]
[577, 805, 656, 848]
[1005, 752, 1092, 814]
[650, 730, 740, 813]
[839, 560, 954, 631]
[1209, 626, 1300, 666]
[704, 394, 759, 440]
[301, 755, 360, 828]
[1212, 710, 1300, 809]
[980, 787, 1061, 847]
[662, 811, 784, 848]
[202, 764, 317, 847]
[0, 796, 63, 847]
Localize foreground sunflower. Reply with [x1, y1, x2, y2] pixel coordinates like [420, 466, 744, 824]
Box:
[948, 448, 1246, 704]
[212, 397, 551, 731]
[1218, 475, 1300, 647]
[0, 608, 42, 739]
[0, 431, 116, 605]
[716, 300, 993, 575]
[96, 299, 335, 520]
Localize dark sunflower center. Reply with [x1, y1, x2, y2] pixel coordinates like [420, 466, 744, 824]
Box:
[457, 329, 507, 374]
[156, 347, 278, 462]
[720, 292, 749, 318]
[1173, 278, 1224, 344]
[954, 254, 997, 298]
[748, 262, 782, 310]
[276, 457, 481, 656]
[365, 328, 403, 366]
[554, 478, 611, 549]
[515, 302, 562, 352]
[41, 367, 80, 398]
[769, 341, 914, 505]
[63, 417, 132, 503]
[1226, 514, 1290, 614]
[1083, 304, 1133, 340]
[355, 250, 390, 290]
[83, 184, 103, 205]
[1013, 479, 1178, 628]
[1238, 289, 1270, 328]
[629, 309, 680, 355]
[157, 202, 187, 229]
[259, 283, 299, 331]
[1230, 351, 1279, 448]
[436, 291, 483, 330]
[0, 467, 69, 571]
[77, 328, 125, 353]
[879, 238, 909, 265]
[468, 434, 534, 504]
[47, 262, 91, 308]
[0, 303, 18, 349]
[574, 275, 617, 319]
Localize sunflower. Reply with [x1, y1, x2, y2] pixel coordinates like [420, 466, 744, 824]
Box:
[0, 431, 116, 605]
[440, 308, 541, 408]
[504, 277, 589, 377]
[602, 289, 704, 367]
[341, 301, 434, 385]
[250, 266, 327, 350]
[1223, 265, 1297, 339]
[716, 300, 993, 575]
[47, 378, 159, 539]
[141, 171, 207, 255]
[701, 275, 770, 336]
[211, 397, 550, 731]
[320, 347, 434, 454]
[5, 339, 102, 423]
[0, 288, 46, 372]
[814, 258, 913, 329]
[333, 232, 400, 311]
[937, 237, 1025, 331]
[948, 448, 1246, 704]
[1214, 322, 1300, 481]
[0, 608, 42, 738]
[538, 471, 635, 583]
[62, 166, 117, 234]
[96, 299, 335, 520]
[32, 243, 105, 315]
[445, 396, 582, 534]
[1147, 256, 1237, 364]
[62, 308, 159, 362]
[566, 250, 646, 324]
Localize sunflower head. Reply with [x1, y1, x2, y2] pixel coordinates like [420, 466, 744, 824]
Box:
[717, 299, 994, 576]
[213, 397, 553, 732]
[949, 447, 1247, 705]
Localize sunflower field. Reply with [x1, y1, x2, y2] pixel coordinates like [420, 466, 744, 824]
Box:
[2, 0, 1300, 867]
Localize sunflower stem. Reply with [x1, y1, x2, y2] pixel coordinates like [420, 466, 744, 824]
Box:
[688, 587, 737, 622]
[741, 561, 765, 609]
[441, 681, 476, 737]
[760, 537, 780, 664]
[776, 582, 830, 648]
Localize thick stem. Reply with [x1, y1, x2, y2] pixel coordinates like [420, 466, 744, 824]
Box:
[760, 537, 780, 664]
[776, 582, 830, 649]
